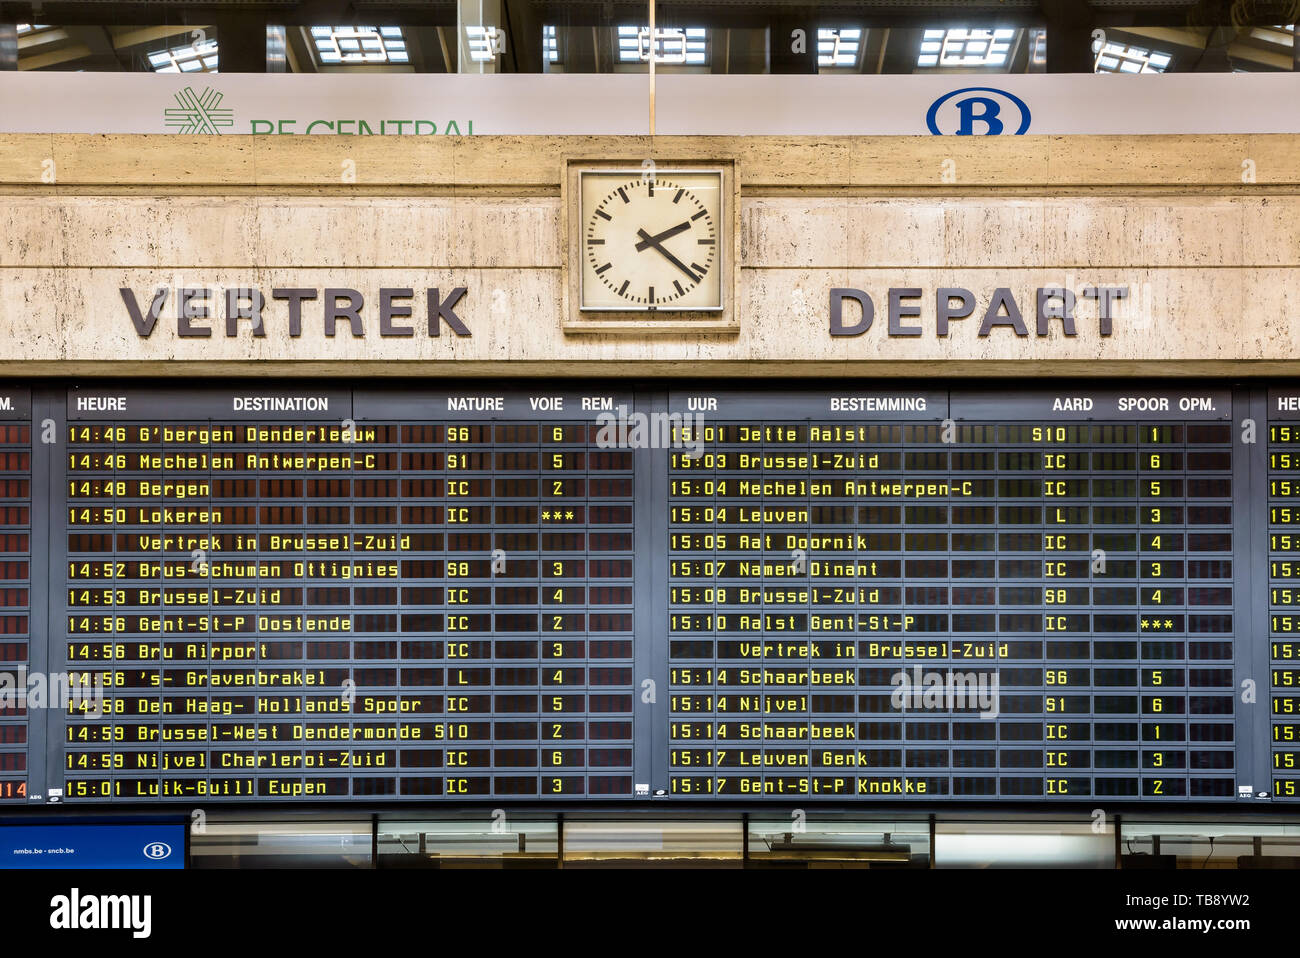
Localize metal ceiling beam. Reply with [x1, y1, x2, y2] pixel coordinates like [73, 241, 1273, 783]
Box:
[17, 24, 73, 51]
[878, 26, 923, 72]
[557, 16, 593, 72]
[1005, 24, 1029, 72]
[1042, 0, 1093, 71]
[556, 4, 1044, 30]
[14, 27, 102, 69]
[436, 24, 455, 70]
[502, 0, 542, 72]
[856, 27, 882, 73]
[0, 2, 458, 27]
[63, 23, 125, 67]
[770, 14, 818, 73]
[111, 24, 203, 47]
[1226, 38, 1294, 69]
[283, 22, 311, 69]
[3, 0, 1294, 33]
[214, 14, 268, 70]
[401, 25, 443, 71]
[1112, 24, 1213, 50]
[20, 39, 92, 68]
[1115, 23, 1297, 72]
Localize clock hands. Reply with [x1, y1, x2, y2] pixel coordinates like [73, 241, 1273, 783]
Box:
[635, 226, 700, 284]
[634, 220, 692, 252]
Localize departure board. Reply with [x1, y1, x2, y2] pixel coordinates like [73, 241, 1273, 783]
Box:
[0, 389, 31, 803]
[56, 387, 637, 801]
[665, 390, 1239, 800]
[0, 381, 1291, 804]
[1268, 389, 1300, 798]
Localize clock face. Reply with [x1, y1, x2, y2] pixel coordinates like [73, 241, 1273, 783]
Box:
[579, 170, 724, 311]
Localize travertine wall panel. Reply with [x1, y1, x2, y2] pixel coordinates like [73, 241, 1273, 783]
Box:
[2, 134, 1297, 188]
[0, 265, 1288, 363]
[6, 194, 1297, 270]
[0, 133, 1297, 375]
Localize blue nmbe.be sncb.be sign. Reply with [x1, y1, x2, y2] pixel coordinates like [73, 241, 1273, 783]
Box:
[0, 825, 183, 869]
[926, 87, 1032, 135]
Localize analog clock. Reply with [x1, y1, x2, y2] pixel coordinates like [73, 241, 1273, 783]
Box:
[579, 169, 724, 311]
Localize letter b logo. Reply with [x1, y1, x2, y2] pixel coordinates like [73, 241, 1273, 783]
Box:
[955, 96, 1003, 135]
[926, 87, 1031, 136]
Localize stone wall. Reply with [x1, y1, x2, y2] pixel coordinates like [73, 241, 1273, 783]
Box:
[1, 133, 1296, 377]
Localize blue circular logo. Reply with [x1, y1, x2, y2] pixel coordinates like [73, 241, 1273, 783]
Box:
[143, 841, 172, 860]
[926, 87, 1032, 136]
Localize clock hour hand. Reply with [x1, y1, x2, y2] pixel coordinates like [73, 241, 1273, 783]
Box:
[634, 220, 692, 252]
[636, 228, 700, 283]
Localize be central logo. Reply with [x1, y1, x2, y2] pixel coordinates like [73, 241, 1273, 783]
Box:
[163, 86, 234, 134]
[160, 84, 475, 135]
[926, 86, 1032, 136]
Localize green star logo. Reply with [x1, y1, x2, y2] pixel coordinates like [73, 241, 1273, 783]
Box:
[163, 86, 234, 134]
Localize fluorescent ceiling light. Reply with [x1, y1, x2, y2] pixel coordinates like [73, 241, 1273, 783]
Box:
[311, 25, 409, 65]
[918, 27, 1016, 68]
[818, 28, 862, 68]
[617, 25, 708, 64]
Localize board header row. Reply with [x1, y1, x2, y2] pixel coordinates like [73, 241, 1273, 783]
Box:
[665, 389, 1232, 421]
[64, 389, 635, 421]
[44, 387, 1239, 421]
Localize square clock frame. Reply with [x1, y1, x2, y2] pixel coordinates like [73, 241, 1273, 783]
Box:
[562, 159, 739, 333]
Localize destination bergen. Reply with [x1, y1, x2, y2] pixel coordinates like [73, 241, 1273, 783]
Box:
[119, 286, 470, 338]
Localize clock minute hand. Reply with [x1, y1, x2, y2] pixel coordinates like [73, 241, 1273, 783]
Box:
[636, 228, 700, 283]
[634, 221, 692, 252]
